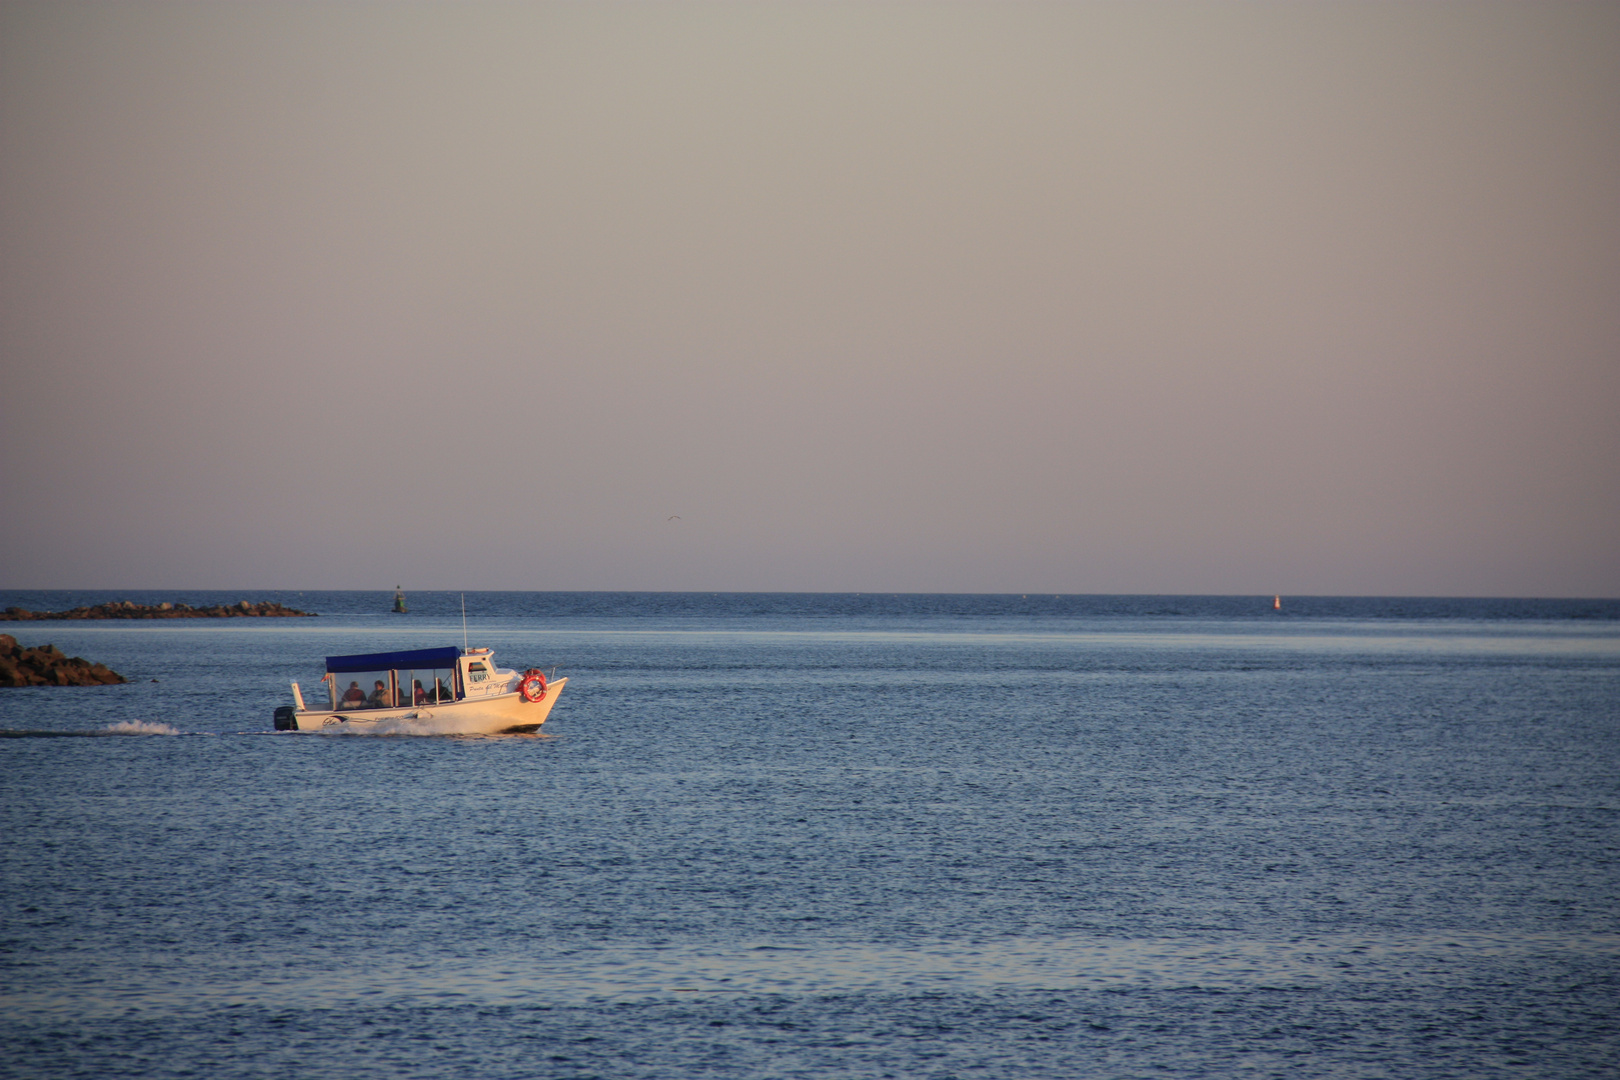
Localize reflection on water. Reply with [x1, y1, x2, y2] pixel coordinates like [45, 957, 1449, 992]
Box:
[10, 933, 1618, 1016]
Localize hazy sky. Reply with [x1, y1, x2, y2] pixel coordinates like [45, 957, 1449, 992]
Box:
[3, 1, 1617, 594]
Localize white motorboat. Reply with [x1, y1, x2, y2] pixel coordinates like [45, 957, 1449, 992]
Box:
[273, 645, 565, 735]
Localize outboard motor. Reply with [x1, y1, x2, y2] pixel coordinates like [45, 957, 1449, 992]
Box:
[272, 705, 298, 731]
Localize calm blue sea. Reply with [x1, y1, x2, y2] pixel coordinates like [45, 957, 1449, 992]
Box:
[3, 591, 1618, 1079]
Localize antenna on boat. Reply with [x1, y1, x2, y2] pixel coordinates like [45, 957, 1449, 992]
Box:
[461, 593, 468, 653]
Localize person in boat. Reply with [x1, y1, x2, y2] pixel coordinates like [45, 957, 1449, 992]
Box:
[412, 679, 429, 705]
[367, 679, 391, 708]
[340, 681, 365, 709]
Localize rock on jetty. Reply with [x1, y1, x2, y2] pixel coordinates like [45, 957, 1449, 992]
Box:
[0, 634, 127, 687]
[1, 599, 316, 620]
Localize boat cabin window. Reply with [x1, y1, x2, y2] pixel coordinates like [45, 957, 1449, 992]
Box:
[325, 666, 457, 709]
[330, 670, 396, 710]
[466, 661, 490, 684]
[402, 667, 455, 705]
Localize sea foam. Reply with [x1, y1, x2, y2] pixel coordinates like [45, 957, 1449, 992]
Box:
[101, 720, 181, 735]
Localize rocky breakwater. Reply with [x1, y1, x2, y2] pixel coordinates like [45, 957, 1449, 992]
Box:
[0, 634, 126, 687]
[2, 599, 316, 620]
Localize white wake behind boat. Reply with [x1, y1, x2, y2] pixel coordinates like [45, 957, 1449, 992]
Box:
[273, 645, 565, 735]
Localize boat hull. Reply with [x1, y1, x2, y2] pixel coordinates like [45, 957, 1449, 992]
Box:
[288, 678, 566, 735]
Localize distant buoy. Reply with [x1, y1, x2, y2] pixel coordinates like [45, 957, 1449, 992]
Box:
[1273, 595, 1282, 610]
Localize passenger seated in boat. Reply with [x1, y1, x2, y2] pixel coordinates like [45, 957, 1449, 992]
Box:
[340, 681, 365, 709]
[413, 679, 429, 705]
[367, 680, 391, 708]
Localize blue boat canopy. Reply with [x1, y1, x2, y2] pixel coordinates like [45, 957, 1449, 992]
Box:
[326, 646, 462, 673]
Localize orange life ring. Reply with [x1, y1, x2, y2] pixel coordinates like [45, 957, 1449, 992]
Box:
[519, 669, 547, 702]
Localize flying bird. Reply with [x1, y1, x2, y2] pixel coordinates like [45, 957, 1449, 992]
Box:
[667, 515, 681, 521]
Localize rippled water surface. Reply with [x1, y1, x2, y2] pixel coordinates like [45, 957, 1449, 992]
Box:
[3, 592, 1617, 1078]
